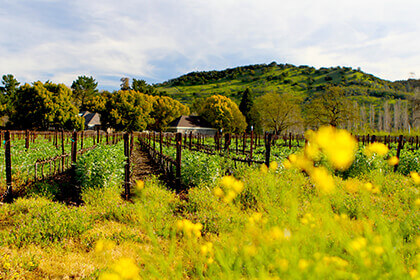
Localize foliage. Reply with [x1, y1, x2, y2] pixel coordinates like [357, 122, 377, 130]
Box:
[238, 88, 257, 132]
[254, 92, 302, 134]
[304, 86, 359, 128]
[71, 75, 99, 111]
[0, 74, 20, 116]
[8, 81, 84, 130]
[198, 95, 246, 133]
[149, 96, 190, 131]
[132, 79, 157, 95]
[99, 90, 154, 131]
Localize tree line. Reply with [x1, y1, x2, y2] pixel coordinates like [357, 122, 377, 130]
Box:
[0, 75, 189, 132]
[0, 74, 418, 134]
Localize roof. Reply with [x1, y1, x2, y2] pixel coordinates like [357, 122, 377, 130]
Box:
[168, 115, 214, 129]
[80, 111, 101, 126]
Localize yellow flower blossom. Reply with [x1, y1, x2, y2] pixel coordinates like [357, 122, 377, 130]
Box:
[387, 156, 399, 166]
[410, 269, 418, 279]
[298, 259, 309, 271]
[213, 187, 224, 198]
[260, 164, 268, 174]
[349, 237, 367, 252]
[135, 180, 144, 191]
[411, 172, 420, 185]
[99, 272, 121, 280]
[95, 239, 116, 254]
[277, 259, 289, 272]
[310, 167, 335, 194]
[373, 246, 384, 256]
[111, 258, 139, 280]
[415, 198, 420, 207]
[176, 219, 202, 238]
[269, 161, 278, 171]
[365, 142, 389, 156]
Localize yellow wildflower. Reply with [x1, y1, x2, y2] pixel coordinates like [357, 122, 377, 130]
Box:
[231, 180, 244, 193]
[298, 259, 309, 271]
[387, 156, 399, 166]
[409, 269, 418, 279]
[310, 166, 335, 194]
[365, 142, 389, 156]
[135, 180, 144, 191]
[373, 246, 384, 256]
[411, 172, 420, 185]
[269, 161, 278, 171]
[213, 187, 224, 198]
[364, 182, 373, 191]
[277, 259, 289, 272]
[111, 258, 139, 280]
[304, 142, 320, 161]
[415, 198, 420, 207]
[95, 239, 116, 254]
[220, 176, 235, 188]
[243, 245, 258, 257]
[260, 164, 268, 174]
[349, 237, 367, 252]
[282, 159, 292, 169]
[99, 272, 121, 280]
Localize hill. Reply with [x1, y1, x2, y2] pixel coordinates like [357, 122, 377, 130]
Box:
[155, 62, 417, 106]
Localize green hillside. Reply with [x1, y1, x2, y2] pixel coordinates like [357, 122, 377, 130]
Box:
[155, 62, 416, 106]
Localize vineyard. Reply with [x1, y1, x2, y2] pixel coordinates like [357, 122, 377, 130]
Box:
[0, 128, 419, 279]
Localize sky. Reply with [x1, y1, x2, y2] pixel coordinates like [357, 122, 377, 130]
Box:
[0, 0, 419, 91]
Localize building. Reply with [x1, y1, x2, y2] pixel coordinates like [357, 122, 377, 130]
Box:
[167, 115, 217, 136]
[79, 111, 101, 130]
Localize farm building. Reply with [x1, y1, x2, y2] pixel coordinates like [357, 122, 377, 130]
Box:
[79, 111, 101, 130]
[167, 115, 217, 136]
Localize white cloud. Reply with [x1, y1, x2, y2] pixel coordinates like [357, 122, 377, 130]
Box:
[0, 0, 419, 88]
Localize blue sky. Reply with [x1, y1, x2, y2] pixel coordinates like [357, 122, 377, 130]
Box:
[0, 0, 419, 91]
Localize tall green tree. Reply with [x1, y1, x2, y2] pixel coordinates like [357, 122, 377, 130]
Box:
[132, 79, 157, 95]
[120, 77, 130, 90]
[304, 86, 358, 128]
[9, 81, 84, 130]
[71, 76, 99, 111]
[0, 74, 20, 115]
[100, 90, 154, 131]
[198, 95, 246, 133]
[149, 96, 190, 131]
[239, 88, 257, 131]
[254, 92, 302, 135]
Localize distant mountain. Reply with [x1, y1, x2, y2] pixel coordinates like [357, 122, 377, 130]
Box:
[155, 62, 417, 106]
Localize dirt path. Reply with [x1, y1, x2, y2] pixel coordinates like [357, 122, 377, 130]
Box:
[130, 146, 165, 183]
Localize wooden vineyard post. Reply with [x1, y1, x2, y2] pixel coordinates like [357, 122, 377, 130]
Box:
[160, 132, 163, 155]
[416, 136, 419, 150]
[96, 127, 100, 144]
[175, 133, 182, 191]
[224, 133, 231, 153]
[61, 130, 65, 171]
[289, 132, 292, 149]
[124, 133, 131, 200]
[242, 132, 246, 155]
[236, 134, 238, 154]
[71, 131, 78, 175]
[250, 129, 254, 166]
[265, 133, 273, 167]
[394, 135, 404, 172]
[189, 132, 192, 150]
[25, 130, 29, 150]
[4, 131, 12, 202]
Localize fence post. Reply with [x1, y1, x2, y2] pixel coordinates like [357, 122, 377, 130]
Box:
[176, 132, 182, 190]
[4, 131, 12, 202]
[265, 133, 273, 167]
[416, 136, 419, 150]
[242, 132, 246, 155]
[160, 132, 163, 155]
[71, 131, 77, 165]
[224, 133, 231, 153]
[250, 129, 254, 165]
[189, 132, 192, 150]
[124, 133, 131, 200]
[394, 135, 403, 172]
[25, 130, 30, 150]
[289, 132, 292, 149]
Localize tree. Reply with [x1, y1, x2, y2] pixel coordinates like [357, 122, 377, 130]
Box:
[120, 77, 130, 90]
[254, 92, 302, 135]
[9, 81, 84, 130]
[198, 95, 246, 133]
[100, 90, 154, 131]
[149, 96, 190, 131]
[239, 88, 257, 131]
[71, 76, 99, 111]
[132, 79, 157, 95]
[0, 74, 20, 115]
[304, 86, 358, 128]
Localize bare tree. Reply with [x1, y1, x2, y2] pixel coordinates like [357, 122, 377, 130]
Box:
[384, 101, 391, 132]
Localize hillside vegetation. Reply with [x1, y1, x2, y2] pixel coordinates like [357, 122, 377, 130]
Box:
[156, 62, 417, 106]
